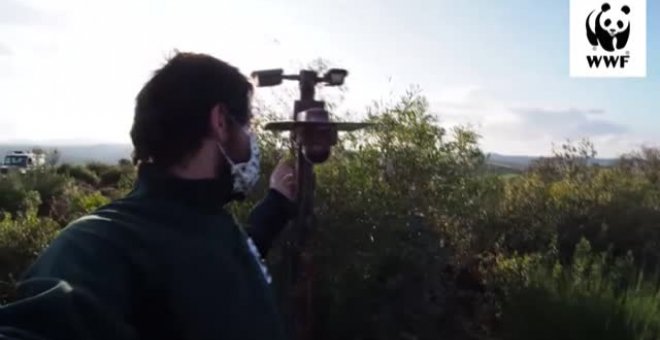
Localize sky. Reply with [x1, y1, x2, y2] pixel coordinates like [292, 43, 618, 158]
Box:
[0, 0, 658, 157]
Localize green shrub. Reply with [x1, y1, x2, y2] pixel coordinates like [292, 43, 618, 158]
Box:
[89, 163, 136, 189]
[0, 174, 29, 215]
[0, 208, 60, 303]
[99, 167, 125, 187]
[236, 90, 492, 340]
[117, 171, 137, 196]
[46, 183, 110, 224]
[494, 239, 660, 340]
[86, 162, 112, 178]
[0, 169, 73, 218]
[20, 168, 69, 199]
[59, 165, 100, 187]
[118, 159, 133, 167]
[71, 191, 111, 216]
[55, 163, 72, 175]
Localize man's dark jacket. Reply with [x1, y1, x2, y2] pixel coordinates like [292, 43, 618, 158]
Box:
[0, 164, 295, 340]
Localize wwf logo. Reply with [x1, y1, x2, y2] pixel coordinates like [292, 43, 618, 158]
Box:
[586, 3, 631, 52]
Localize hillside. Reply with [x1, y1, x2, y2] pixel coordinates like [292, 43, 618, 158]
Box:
[0, 144, 618, 171]
[0, 144, 133, 165]
[487, 152, 618, 171]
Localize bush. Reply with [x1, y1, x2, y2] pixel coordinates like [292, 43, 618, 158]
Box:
[90, 162, 136, 189]
[237, 90, 494, 340]
[48, 184, 111, 224]
[0, 174, 30, 215]
[20, 168, 70, 202]
[493, 239, 660, 340]
[99, 167, 125, 188]
[71, 191, 111, 216]
[0, 208, 60, 303]
[58, 164, 100, 187]
[117, 171, 137, 196]
[1, 169, 71, 217]
[86, 162, 112, 178]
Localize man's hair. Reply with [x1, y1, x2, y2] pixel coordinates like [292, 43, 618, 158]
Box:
[130, 52, 253, 168]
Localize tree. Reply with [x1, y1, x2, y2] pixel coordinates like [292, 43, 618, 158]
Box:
[30, 147, 45, 156]
[118, 158, 132, 167]
[618, 146, 660, 184]
[46, 149, 61, 167]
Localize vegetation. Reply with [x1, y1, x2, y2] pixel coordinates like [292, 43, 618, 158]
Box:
[2, 89, 660, 339]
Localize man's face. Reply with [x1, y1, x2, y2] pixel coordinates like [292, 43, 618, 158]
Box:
[211, 98, 255, 171]
[218, 93, 254, 163]
[224, 117, 252, 164]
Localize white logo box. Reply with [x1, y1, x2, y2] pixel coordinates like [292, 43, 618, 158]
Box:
[569, 0, 647, 78]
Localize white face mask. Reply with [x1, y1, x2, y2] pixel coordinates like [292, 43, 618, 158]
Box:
[217, 129, 261, 195]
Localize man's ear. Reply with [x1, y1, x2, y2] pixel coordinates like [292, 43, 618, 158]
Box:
[209, 103, 230, 144]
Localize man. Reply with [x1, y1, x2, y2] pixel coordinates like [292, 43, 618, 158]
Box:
[0, 52, 296, 340]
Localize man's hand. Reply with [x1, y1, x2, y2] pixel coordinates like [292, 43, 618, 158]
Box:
[270, 159, 297, 202]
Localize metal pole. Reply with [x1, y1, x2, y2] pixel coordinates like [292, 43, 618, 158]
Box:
[252, 65, 369, 340]
[252, 66, 363, 340]
[289, 70, 321, 340]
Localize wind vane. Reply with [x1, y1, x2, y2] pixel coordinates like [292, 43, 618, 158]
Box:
[250, 67, 371, 340]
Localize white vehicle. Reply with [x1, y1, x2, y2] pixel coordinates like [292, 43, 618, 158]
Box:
[0, 150, 46, 175]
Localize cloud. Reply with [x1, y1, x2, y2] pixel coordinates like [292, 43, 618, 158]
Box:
[436, 85, 483, 104]
[509, 107, 628, 137]
[429, 89, 637, 157]
[0, 0, 42, 25]
[0, 43, 11, 56]
[0, 0, 62, 26]
[587, 109, 605, 115]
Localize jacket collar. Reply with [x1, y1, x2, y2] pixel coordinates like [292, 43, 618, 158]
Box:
[131, 163, 243, 214]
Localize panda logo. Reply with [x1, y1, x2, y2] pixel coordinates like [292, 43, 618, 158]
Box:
[586, 3, 631, 52]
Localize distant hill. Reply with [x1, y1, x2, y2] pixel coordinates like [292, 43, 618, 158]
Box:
[486, 153, 618, 171]
[0, 144, 133, 165]
[0, 144, 619, 169]
[486, 154, 537, 171]
[484, 162, 523, 175]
